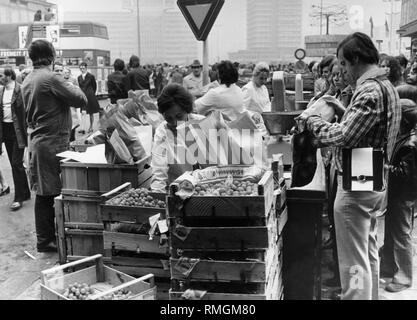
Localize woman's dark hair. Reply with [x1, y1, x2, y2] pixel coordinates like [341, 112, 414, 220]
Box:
[4, 68, 16, 81]
[113, 59, 125, 72]
[396, 54, 409, 69]
[397, 84, 417, 103]
[79, 62, 88, 68]
[28, 40, 56, 67]
[381, 56, 402, 86]
[129, 55, 140, 69]
[217, 60, 239, 87]
[319, 55, 336, 72]
[308, 61, 317, 72]
[337, 32, 379, 65]
[157, 83, 194, 115]
[400, 99, 417, 133]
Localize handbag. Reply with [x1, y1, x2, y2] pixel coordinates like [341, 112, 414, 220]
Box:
[342, 78, 389, 192]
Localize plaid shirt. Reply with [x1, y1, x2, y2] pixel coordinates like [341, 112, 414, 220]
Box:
[307, 68, 402, 172]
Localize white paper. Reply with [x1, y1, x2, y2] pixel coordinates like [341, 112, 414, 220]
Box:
[133, 125, 153, 157]
[57, 144, 107, 164]
[149, 213, 160, 228]
[157, 220, 169, 234]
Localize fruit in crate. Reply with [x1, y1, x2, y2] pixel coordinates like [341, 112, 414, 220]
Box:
[98, 289, 133, 300]
[62, 283, 95, 300]
[193, 180, 259, 197]
[107, 188, 166, 208]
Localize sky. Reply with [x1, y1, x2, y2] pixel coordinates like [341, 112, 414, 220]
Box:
[49, 0, 401, 60]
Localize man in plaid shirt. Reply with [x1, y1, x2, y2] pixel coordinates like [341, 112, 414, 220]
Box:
[299, 33, 401, 300]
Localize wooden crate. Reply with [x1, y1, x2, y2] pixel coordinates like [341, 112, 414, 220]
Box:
[167, 170, 283, 300]
[60, 156, 152, 197]
[101, 186, 170, 282]
[55, 184, 132, 264]
[41, 255, 156, 300]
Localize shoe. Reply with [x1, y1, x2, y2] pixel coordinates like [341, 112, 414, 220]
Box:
[385, 282, 411, 293]
[10, 202, 22, 211]
[330, 289, 342, 300]
[322, 237, 334, 250]
[37, 242, 58, 253]
[324, 276, 341, 288]
[0, 186, 10, 196]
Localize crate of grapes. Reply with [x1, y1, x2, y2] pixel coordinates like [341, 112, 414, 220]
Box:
[41, 255, 156, 300]
[101, 185, 171, 299]
[167, 166, 282, 300]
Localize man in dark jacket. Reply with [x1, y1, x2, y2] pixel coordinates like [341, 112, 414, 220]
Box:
[107, 59, 128, 104]
[21, 40, 87, 253]
[126, 55, 150, 92]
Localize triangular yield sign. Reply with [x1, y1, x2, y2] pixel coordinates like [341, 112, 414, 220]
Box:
[177, 0, 225, 41]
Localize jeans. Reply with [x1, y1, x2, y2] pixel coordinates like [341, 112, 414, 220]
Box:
[334, 176, 383, 300]
[35, 195, 58, 250]
[381, 195, 415, 286]
[2, 122, 30, 202]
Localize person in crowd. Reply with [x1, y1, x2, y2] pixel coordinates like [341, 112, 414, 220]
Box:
[168, 68, 184, 86]
[308, 61, 318, 74]
[21, 40, 87, 253]
[78, 62, 101, 133]
[195, 60, 244, 121]
[53, 61, 64, 76]
[380, 56, 403, 87]
[396, 54, 409, 83]
[209, 63, 219, 83]
[380, 97, 417, 293]
[63, 67, 78, 86]
[0, 167, 9, 196]
[183, 60, 204, 99]
[0, 68, 30, 211]
[44, 8, 55, 22]
[315, 55, 337, 96]
[151, 84, 205, 193]
[16, 65, 26, 84]
[126, 55, 151, 92]
[154, 65, 164, 98]
[107, 58, 128, 105]
[406, 61, 417, 86]
[242, 62, 271, 113]
[298, 32, 401, 300]
[34, 10, 42, 22]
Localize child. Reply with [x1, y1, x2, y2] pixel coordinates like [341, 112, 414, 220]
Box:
[381, 98, 417, 292]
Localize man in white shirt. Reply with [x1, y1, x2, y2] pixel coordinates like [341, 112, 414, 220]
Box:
[183, 60, 204, 99]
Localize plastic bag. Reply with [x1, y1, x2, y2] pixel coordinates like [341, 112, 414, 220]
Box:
[115, 112, 147, 162]
[106, 129, 134, 164]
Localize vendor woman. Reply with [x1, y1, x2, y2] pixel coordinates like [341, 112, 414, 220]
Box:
[151, 83, 205, 193]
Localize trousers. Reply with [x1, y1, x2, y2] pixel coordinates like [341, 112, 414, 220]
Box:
[381, 195, 415, 286]
[2, 122, 30, 202]
[334, 176, 383, 300]
[35, 195, 58, 250]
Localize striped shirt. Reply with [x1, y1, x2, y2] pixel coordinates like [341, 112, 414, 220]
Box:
[306, 68, 401, 173]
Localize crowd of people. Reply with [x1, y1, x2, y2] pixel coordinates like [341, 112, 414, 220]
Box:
[0, 32, 417, 300]
[299, 33, 417, 299]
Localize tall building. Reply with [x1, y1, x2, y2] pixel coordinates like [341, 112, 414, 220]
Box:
[0, 0, 55, 24]
[229, 0, 303, 63]
[64, 0, 198, 65]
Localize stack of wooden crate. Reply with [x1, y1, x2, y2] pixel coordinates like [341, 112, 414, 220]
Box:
[167, 170, 284, 300]
[100, 185, 171, 299]
[55, 157, 152, 264]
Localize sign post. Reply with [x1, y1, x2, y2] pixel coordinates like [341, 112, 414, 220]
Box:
[177, 0, 225, 86]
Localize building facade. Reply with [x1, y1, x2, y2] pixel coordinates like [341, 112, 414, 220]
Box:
[398, 0, 417, 60]
[64, 0, 198, 65]
[0, 0, 55, 24]
[229, 0, 303, 64]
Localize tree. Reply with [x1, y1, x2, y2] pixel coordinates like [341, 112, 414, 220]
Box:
[310, 3, 348, 35]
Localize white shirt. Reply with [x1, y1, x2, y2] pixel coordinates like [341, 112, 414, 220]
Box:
[195, 84, 245, 121]
[242, 81, 271, 113]
[151, 114, 206, 193]
[183, 73, 203, 98]
[2, 82, 15, 123]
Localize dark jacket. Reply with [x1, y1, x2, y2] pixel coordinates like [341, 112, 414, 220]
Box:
[78, 72, 101, 114]
[126, 67, 151, 91]
[107, 71, 128, 104]
[22, 67, 87, 196]
[0, 82, 27, 151]
[388, 132, 417, 199]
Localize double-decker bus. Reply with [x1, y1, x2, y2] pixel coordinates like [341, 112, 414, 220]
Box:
[0, 21, 113, 96]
